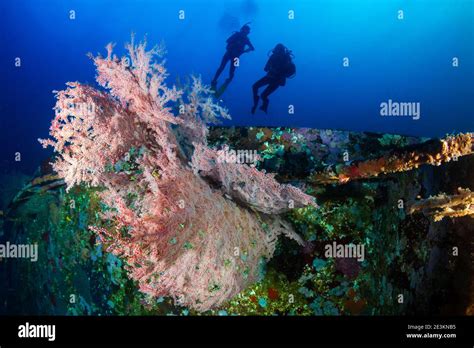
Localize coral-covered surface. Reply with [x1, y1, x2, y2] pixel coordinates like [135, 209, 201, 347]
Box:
[409, 187, 474, 222]
[2, 124, 474, 316]
[310, 133, 473, 184]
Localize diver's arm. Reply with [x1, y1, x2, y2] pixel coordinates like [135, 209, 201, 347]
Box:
[244, 40, 255, 53]
[264, 58, 271, 72]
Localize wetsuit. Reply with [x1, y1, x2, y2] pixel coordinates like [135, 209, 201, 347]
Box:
[252, 52, 293, 113]
[212, 32, 254, 84]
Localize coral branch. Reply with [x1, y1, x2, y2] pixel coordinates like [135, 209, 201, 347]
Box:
[191, 143, 317, 215]
[310, 133, 474, 185]
[408, 187, 474, 222]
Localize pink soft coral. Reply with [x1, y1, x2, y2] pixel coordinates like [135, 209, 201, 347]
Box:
[40, 36, 316, 311]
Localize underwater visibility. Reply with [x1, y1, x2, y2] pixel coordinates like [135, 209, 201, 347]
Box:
[1, 0, 474, 325]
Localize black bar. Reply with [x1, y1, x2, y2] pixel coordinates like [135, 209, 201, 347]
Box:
[0, 316, 473, 346]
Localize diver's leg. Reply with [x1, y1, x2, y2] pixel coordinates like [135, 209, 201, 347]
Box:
[251, 77, 269, 114]
[212, 53, 230, 86]
[260, 83, 279, 113]
[226, 55, 238, 83]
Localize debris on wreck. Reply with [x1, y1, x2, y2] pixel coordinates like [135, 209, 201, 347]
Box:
[408, 187, 474, 222]
[310, 133, 473, 185]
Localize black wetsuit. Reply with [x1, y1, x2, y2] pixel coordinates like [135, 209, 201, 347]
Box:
[212, 32, 254, 84]
[252, 52, 293, 113]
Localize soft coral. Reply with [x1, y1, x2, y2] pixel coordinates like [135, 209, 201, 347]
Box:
[40, 36, 316, 311]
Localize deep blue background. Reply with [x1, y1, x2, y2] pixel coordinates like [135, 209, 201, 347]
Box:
[1, 0, 473, 174]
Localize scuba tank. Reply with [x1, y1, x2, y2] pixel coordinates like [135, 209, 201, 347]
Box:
[267, 44, 296, 79]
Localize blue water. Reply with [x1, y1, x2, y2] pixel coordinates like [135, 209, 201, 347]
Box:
[1, 0, 473, 173]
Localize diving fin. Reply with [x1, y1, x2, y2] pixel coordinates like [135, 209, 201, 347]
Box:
[210, 79, 217, 92]
[213, 80, 231, 99]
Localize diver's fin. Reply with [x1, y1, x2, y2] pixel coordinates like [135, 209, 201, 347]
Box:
[213, 80, 231, 99]
[210, 80, 217, 92]
[251, 97, 259, 114]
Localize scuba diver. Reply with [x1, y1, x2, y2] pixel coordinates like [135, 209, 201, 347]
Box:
[211, 23, 255, 95]
[251, 43, 296, 114]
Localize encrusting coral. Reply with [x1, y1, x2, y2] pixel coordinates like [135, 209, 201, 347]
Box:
[408, 187, 474, 222]
[39, 36, 316, 311]
[310, 133, 474, 184]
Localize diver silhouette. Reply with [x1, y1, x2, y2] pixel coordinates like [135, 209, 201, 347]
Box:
[251, 43, 295, 114]
[211, 23, 255, 93]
